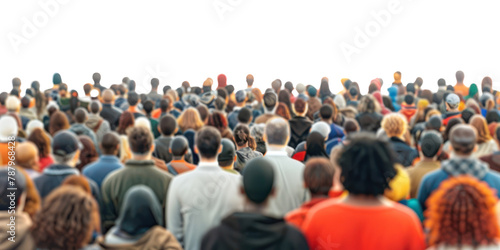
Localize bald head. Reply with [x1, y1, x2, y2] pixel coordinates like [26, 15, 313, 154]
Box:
[102, 89, 114, 103]
[15, 142, 39, 170]
[450, 124, 477, 155]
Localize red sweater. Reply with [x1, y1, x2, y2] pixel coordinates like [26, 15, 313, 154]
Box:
[302, 200, 425, 250]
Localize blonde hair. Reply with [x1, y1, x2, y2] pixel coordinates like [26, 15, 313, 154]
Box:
[382, 113, 408, 138]
[177, 107, 204, 132]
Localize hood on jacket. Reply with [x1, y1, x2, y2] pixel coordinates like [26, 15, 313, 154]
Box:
[85, 114, 102, 130]
[388, 86, 398, 99]
[442, 158, 489, 179]
[98, 226, 181, 250]
[213, 212, 291, 249]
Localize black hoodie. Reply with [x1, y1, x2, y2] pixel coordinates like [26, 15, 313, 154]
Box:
[201, 212, 309, 250]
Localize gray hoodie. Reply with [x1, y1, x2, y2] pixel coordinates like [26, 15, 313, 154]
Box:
[85, 114, 110, 144]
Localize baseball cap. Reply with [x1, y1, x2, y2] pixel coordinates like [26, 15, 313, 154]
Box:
[419, 131, 443, 157]
[446, 93, 460, 106]
[52, 131, 83, 157]
[0, 116, 18, 142]
[235, 90, 246, 103]
[296, 83, 305, 93]
[242, 157, 275, 204]
[218, 138, 236, 164]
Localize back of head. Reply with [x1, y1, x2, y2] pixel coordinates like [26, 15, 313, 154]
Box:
[310, 122, 331, 139]
[74, 107, 88, 123]
[461, 108, 475, 123]
[456, 70, 465, 83]
[151, 78, 159, 89]
[170, 136, 189, 156]
[214, 96, 226, 111]
[450, 124, 477, 155]
[218, 138, 236, 167]
[233, 124, 251, 147]
[265, 117, 289, 146]
[404, 94, 415, 105]
[196, 104, 209, 122]
[271, 79, 282, 93]
[62, 175, 91, 194]
[128, 80, 136, 92]
[382, 113, 407, 138]
[237, 107, 252, 123]
[127, 91, 139, 106]
[419, 130, 443, 158]
[21, 96, 30, 108]
[338, 132, 396, 196]
[343, 118, 360, 134]
[195, 127, 222, 159]
[296, 83, 305, 94]
[426, 176, 499, 248]
[470, 115, 491, 144]
[160, 98, 169, 112]
[406, 83, 416, 94]
[246, 74, 254, 86]
[92, 72, 101, 83]
[143, 100, 154, 115]
[486, 110, 500, 124]
[101, 132, 120, 155]
[319, 104, 333, 120]
[83, 84, 92, 95]
[52, 73, 62, 85]
[163, 85, 171, 95]
[89, 101, 101, 114]
[6, 96, 20, 111]
[159, 115, 177, 136]
[0, 92, 8, 106]
[242, 157, 275, 204]
[128, 126, 153, 155]
[263, 92, 277, 111]
[438, 78, 446, 87]
[284, 81, 294, 93]
[293, 98, 307, 115]
[304, 158, 334, 196]
[217, 88, 228, 100]
[15, 141, 38, 167]
[0, 168, 26, 210]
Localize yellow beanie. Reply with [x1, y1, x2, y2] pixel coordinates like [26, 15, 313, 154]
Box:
[384, 164, 410, 202]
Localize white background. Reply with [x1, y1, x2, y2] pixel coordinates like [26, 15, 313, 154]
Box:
[1, 0, 500, 96]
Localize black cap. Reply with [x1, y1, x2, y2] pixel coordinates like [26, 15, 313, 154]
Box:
[425, 116, 442, 131]
[242, 157, 275, 204]
[419, 131, 443, 157]
[52, 131, 82, 157]
[218, 138, 236, 163]
[0, 168, 26, 210]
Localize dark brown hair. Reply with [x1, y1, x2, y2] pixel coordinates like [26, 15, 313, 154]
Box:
[233, 124, 256, 150]
[276, 102, 291, 120]
[76, 135, 98, 172]
[128, 126, 153, 154]
[49, 111, 70, 136]
[28, 127, 51, 158]
[304, 158, 335, 196]
[117, 111, 135, 135]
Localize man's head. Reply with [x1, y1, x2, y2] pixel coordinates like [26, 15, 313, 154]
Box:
[304, 158, 334, 196]
[12, 77, 21, 90]
[284, 81, 294, 93]
[343, 118, 360, 135]
[218, 138, 236, 167]
[241, 157, 275, 206]
[382, 113, 407, 138]
[170, 136, 189, 158]
[237, 107, 252, 124]
[52, 131, 82, 166]
[293, 98, 308, 116]
[271, 79, 281, 93]
[438, 78, 446, 87]
[100, 132, 120, 156]
[339, 132, 396, 196]
[195, 127, 222, 160]
[263, 92, 277, 113]
[102, 89, 115, 104]
[53, 73, 62, 85]
[128, 80, 136, 92]
[15, 142, 40, 171]
[74, 108, 88, 123]
[92, 72, 101, 84]
[235, 90, 247, 105]
[246, 74, 254, 87]
[264, 117, 290, 147]
[319, 104, 334, 121]
[160, 99, 169, 112]
[88, 101, 101, 115]
[128, 126, 154, 157]
[83, 84, 92, 96]
[0, 168, 26, 211]
[419, 130, 443, 159]
[151, 78, 159, 90]
[446, 93, 460, 111]
[456, 70, 465, 83]
[404, 94, 415, 105]
[296, 83, 305, 94]
[143, 100, 154, 115]
[0, 92, 8, 107]
[450, 124, 477, 156]
[127, 91, 140, 107]
[21, 96, 30, 109]
[163, 85, 171, 95]
[159, 115, 177, 136]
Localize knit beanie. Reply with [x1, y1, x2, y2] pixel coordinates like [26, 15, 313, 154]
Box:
[217, 74, 227, 89]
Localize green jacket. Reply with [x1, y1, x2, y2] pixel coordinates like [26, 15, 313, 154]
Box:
[101, 159, 173, 232]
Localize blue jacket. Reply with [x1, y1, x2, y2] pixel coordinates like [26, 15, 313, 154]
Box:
[82, 155, 123, 189]
[418, 168, 500, 211]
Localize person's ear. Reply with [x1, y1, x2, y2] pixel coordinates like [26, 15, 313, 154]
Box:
[194, 146, 199, 155]
[157, 125, 161, 134]
[73, 150, 81, 162]
[150, 143, 155, 153]
[303, 181, 307, 188]
[239, 186, 245, 196]
[218, 145, 222, 154]
[234, 155, 237, 162]
[263, 134, 267, 143]
[174, 127, 178, 135]
[269, 187, 276, 198]
[473, 144, 478, 152]
[169, 148, 172, 153]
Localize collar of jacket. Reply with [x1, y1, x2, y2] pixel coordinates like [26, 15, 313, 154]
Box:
[125, 159, 155, 167]
[43, 164, 80, 176]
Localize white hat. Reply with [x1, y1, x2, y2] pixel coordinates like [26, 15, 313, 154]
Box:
[134, 117, 151, 130]
[310, 121, 331, 139]
[0, 116, 18, 142]
[5, 96, 20, 112]
[26, 120, 44, 136]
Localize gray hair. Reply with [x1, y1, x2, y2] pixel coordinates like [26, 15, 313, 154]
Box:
[53, 151, 77, 166]
[265, 118, 290, 146]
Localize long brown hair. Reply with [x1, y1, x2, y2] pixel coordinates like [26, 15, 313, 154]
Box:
[177, 107, 204, 132]
[233, 124, 256, 150]
[27, 127, 51, 158]
[32, 186, 98, 250]
[470, 115, 492, 144]
[117, 111, 135, 135]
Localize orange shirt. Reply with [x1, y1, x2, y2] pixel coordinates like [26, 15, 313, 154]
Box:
[285, 197, 329, 229]
[302, 200, 425, 250]
[454, 83, 469, 97]
[170, 159, 196, 175]
[0, 142, 15, 166]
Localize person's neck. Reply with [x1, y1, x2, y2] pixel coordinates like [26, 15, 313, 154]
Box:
[421, 157, 437, 162]
[172, 156, 184, 161]
[267, 145, 287, 151]
[162, 134, 174, 138]
[199, 158, 218, 163]
[343, 194, 387, 206]
[132, 153, 151, 161]
[311, 194, 329, 199]
[237, 144, 248, 150]
[244, 201, 267, 214]
[236, 103, 245, 108]
[321, 118, 332, 124]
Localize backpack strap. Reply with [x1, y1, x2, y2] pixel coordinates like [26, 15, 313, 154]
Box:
[167, 163, 178, 176]
[93, 119, 103, 133]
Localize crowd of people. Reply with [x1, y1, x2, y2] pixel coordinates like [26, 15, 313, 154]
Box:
[1, 71, 500, 249]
